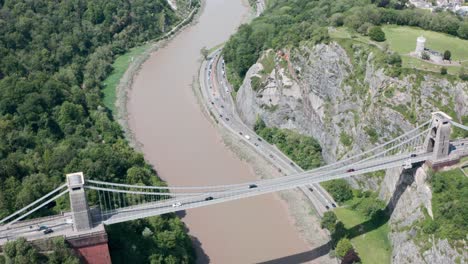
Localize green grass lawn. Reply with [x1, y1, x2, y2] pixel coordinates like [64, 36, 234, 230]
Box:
[335, 206, 391, 264]
[102, 44, 150, 113]
[330, 26, 468, 75]
[402, 55, 464, 75]
[382, 25, 468, 61]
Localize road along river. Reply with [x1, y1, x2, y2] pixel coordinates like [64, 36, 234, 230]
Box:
[127, 0, 312, 263]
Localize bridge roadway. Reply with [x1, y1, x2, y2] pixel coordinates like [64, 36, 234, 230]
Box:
[99, 151, 433, 225]
[203, 49, 337, 215]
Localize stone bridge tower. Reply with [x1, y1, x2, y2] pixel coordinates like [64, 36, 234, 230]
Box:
[67, 172, 92, 231]
[424, 111, 452, 161]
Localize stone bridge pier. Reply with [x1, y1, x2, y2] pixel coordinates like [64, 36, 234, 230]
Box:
[424, 111, 463, 169]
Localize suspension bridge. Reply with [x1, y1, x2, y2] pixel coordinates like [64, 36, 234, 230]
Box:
[0, 112, 467, 244]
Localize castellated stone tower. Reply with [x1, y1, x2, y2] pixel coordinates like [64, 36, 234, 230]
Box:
[415, 35, 426, 56]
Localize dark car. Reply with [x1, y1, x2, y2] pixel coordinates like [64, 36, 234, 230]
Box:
[332, 203, 337, 208]
[269, 154, 274, 158]
[225, 117, 230, 121]
[325, 205, 330, 210]
[308, 187, 314, 192]
[239, 132, 243, 135]
[257, 138, 262, 142]
[254, 143, 259, 146]
[221, 105, 224, 108]
[249, 184, 258, 189]
[38, 225, 48, 231]
[219, 114, 223, 118]
[205, 196, 214, 201]
[410, 154, 417, 158]
[43, 228, 53, 235]
[278, 168, 282, 173]
[290, 162, 294, 166]
[346, 168, 355, 173]
[211, 101, 214, 105]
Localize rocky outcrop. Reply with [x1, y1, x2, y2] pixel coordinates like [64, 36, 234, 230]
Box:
[235, 40, 468, 263]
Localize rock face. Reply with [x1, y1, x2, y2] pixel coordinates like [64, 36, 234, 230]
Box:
[235, 41, 468, 263]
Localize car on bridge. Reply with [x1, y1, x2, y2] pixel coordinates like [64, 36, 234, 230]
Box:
[346, 168, 355, 173]
[205, 196, 214, 201]
[172, 202, 182, 207]
[38, 225, 48, 231]
[249, 184, 258, 189]
[43, 228, 53, 235]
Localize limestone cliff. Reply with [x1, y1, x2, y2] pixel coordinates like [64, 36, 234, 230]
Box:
[235, 40, 468, 263]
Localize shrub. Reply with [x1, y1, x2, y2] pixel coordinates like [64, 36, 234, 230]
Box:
[443, 50, 451, 61]
[421, 52, 430, 60]
[336, 238, 354, 258]
[440, 67, 447, 75]
[385, 53, 402, 66]
[322, 179, 353, 203]
[368, 26, 386, 42]
[459, 67, 468, 81]
[321, 211, 338, 230]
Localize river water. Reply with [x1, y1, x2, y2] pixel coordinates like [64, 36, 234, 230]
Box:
[127, 0, 311, 263]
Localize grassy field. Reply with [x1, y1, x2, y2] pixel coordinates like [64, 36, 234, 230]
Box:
[102, 44, 150, 113]
[330, 26, 468, 75]
[382, 25, 468, 61]
[335, 206, 391, 264]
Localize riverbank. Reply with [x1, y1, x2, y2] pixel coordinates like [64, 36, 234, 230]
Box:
[108, 3, 201, 150]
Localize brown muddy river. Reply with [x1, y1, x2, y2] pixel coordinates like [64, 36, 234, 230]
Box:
[127, 0, 311, 263]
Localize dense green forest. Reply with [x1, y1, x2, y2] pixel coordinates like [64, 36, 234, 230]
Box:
[223, 0, 468, 89]
[0, 0, 196, 262]
[1, 237, 79, 264]
[423, 169, 468, 241]
[254, 118, 322, 169]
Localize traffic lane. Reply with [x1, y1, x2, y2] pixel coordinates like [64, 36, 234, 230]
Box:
[208, 54, 335, 209]
[211, 59, 336, 208]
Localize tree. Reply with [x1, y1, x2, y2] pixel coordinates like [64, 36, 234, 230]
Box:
[200, 46, 209, 60]
[335, 238, 354, 259]
[341, 248, 361, 264]
[323, 179, 353, 203]
[368, 26, 386, 42]
[3, 238, 40, 264]
[321, 211, 337, 230]
[443, 50, 451, 61]
[458, 21, 468, 39]
[440, 67, 447, 75]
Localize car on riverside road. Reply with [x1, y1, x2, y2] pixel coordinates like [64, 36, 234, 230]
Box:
[172, 202, 182, 207]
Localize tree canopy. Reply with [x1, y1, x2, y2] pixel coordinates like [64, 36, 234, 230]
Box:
[0, 0, 195, 262]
